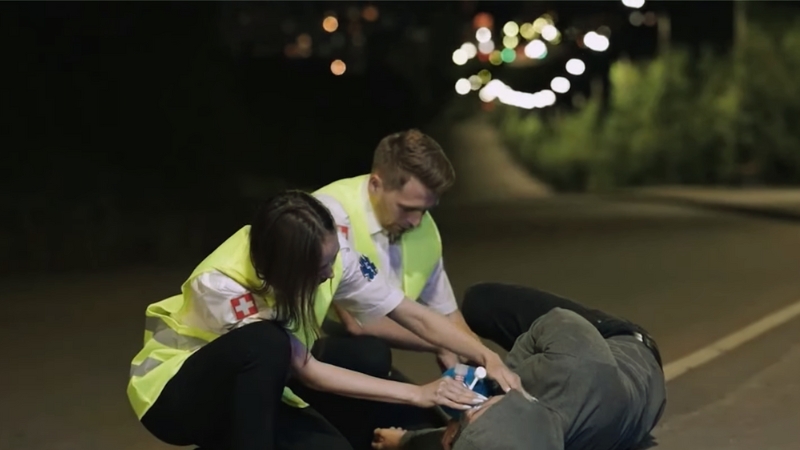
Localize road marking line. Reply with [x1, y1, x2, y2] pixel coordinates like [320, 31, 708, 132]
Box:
[664, 299, 800, 381]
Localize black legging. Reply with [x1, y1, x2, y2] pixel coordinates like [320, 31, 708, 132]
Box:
[140, 320, 385, 450]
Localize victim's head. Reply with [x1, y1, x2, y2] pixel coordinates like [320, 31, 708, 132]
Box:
[446, 391, 563, 450]
[368, 129, 455, 240]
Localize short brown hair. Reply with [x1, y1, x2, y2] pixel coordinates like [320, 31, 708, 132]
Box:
[372, 129, 455, 194]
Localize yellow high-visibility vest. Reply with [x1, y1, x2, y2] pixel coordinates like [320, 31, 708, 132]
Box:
[314, 174, 442, 322]
[126, 225, 343, 419]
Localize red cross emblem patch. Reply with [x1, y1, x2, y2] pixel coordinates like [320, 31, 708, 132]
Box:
[230, 293, 258, 320]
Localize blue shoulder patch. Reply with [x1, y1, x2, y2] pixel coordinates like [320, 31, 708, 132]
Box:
[359, 255, 378, 281]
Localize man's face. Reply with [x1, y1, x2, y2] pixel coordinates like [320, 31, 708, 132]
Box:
[463, 394, 504, 425]
[443, 395, 505, 450]
[368, 173, 438, 240]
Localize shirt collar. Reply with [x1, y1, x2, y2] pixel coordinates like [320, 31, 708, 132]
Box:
[361, 177, 384, 236]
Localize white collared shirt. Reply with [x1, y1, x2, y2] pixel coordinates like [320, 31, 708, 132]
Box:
[315, 179, 458, 316]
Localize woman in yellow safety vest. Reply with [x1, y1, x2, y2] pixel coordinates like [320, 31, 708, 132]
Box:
[129, 191, 483, 450]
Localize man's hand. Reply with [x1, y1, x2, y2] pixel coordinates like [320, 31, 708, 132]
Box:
[331, 303, 361, 333]
[484, 354, 522, 393]
[436, 350, 460, 371]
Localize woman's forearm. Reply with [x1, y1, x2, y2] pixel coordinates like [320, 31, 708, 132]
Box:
[298, 358, 422, 406]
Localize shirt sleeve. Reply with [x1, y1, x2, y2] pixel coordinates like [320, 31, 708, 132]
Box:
[314, 193, 354, 245]
[418, 259, 459, 315]
[182, 270, 275, 336]
[331, 228, 405, 325]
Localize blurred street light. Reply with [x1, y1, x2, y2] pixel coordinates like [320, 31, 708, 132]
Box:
[362, 5, 379, 22]
[583, 32, 610, 52]
[478, 40, 495, 54]
[479, 79, 506, 103]
[473, 13, 494, 30]
[520, 23, 536, 40]
[629, 11, 645, 26]
[330, 59, 346, 75]
[533, 90, 557, 107]
[452, 49, 469, 65]
[322, 16, 338, 33]
[524, 39, 547, 59]
[478, 79, 559, 110]
[566, 58, 586, 75]
[468, 75, 483, 90]
[500, 48, 516, 63]
[622, 0, 645, 9]
[476, 27, 492, 43]
[532, 17, 549, 33]
[503, 35, 519, 49]
[541, 25, 559, 42]
[461, 42, 478, 58]
[551, 76, 570, 93]
[455, 78, 471, 95]
[503, 21, 520, 37]
[489, 50, 503, 65]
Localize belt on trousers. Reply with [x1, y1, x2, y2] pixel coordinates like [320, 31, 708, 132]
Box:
[630, 330, 663, 369]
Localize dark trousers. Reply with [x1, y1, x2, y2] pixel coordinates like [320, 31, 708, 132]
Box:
[461, 282, 662, 367]
[141, 320, 353, 450]
[287, 321, 446, 449]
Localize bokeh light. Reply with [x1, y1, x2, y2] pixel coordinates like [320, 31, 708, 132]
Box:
[476, 27, 492, 43]
[550, 77, 571, 94]
[330, 59, 346, 75]
[322, 16, 338, 33]
[452, 49, 468, 66]
[566, 58, 586, 75]
[524, 39, 547, 59]
[503, 21, 520, 37]
[461, 42, 478, 59]
[455, 78, 471, 95]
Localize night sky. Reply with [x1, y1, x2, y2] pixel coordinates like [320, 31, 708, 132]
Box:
[0, 1, 746, 272]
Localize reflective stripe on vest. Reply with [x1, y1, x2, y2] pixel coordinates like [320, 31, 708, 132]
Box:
[127, 225, 344, 419]
[314, 175, 442, 303]
[130, 317, 210, 378]
[130, 357, 163, 378]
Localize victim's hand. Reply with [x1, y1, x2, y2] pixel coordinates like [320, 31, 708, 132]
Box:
[372, 427, 406, 450]
[416, 377, 487, 410]
[485, 355, 522, 393]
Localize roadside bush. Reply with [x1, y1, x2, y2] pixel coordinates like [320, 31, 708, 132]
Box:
[497, 14, 800, 191]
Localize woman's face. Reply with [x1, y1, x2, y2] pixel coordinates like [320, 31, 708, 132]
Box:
[317, 231, 340, 284]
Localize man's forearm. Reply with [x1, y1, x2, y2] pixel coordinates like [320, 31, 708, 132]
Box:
[389, 299, 498, 366]
[447, 310, 482, 343]
[352, 316, 440, 353]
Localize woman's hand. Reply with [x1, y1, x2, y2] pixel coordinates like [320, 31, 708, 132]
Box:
[415, 377, 487, 410]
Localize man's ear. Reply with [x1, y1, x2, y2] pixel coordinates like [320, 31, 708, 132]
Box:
[368, 173, 383, 194]
[441, 420, 461, 450]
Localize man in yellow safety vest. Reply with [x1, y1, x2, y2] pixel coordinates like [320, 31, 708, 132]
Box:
[314, 129, 480, 367]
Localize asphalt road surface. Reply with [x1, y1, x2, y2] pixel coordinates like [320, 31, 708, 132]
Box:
[3, 196, 800, 450]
